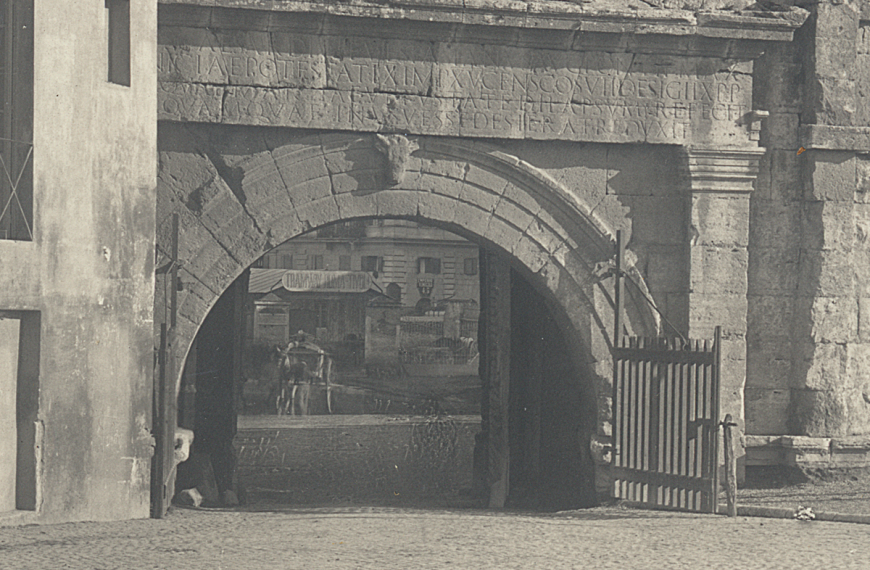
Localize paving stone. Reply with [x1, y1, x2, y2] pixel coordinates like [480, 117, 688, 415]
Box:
[3, 504, 870, 569]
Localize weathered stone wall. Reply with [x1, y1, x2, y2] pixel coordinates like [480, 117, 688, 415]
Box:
[0, 0, 157, 525]
[746, 1, 870, 439]
[151, 1, 820, 500]
[157, 8, 758, 147]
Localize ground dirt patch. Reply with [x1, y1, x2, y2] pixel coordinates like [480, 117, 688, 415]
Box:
[736, 466, 870, 515]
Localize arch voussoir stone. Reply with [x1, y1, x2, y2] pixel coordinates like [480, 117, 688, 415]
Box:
[464, 163, 511, 196]
[493, 196, 537, 238]
[422, 171, 463, 199]
[503, 182, 544, 218]
[333, 192, 376, 221]
[416, 191, 458, 226]
[483, 215, 524, 255]
[451, 202, 495, 241]
[292, 195, 341, 231]
[177, 280, 215, 329]
[374, 190, 423, 218]
[512, 234, 551, 274]
[458, 180, 501, 213]
[238, 171, 296, 230]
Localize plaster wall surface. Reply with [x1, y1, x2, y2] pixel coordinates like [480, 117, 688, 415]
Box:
[0, 0, 157, 525]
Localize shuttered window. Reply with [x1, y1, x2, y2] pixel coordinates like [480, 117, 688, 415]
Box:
[0, 0, 33, 241]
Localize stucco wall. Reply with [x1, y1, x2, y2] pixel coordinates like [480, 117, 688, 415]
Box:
[0, 0, 157, 524]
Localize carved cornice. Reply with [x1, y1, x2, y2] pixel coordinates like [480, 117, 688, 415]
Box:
[682, 146, 766, 194]
[158, 0, 808, 45]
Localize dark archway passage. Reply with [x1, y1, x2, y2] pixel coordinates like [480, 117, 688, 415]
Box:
[176, 223, 598, 511]
[509, 270, 597, 510]
[175, 278, 246, 506]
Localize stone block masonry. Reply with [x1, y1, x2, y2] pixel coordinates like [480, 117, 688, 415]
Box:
[157, 14, 765, 147]
[150, 0, 817, 514]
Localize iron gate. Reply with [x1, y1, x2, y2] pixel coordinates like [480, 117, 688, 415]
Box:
[611, 329, 721, 512]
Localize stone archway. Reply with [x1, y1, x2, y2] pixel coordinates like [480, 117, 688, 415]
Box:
[158, 126, 657, 421]
[156, 124, 664, 505]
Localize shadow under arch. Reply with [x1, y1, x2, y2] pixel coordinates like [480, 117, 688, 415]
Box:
[156, 127, 661, 445]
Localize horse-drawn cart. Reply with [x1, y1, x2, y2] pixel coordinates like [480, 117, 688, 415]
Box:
[276, 335, 333, 416]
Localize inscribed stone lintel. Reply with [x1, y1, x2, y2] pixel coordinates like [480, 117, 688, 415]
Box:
[681, 146, 766, 194]
[156, 33, 760, 147]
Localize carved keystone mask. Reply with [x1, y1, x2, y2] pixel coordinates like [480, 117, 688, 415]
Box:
[374, 133, 418, 186]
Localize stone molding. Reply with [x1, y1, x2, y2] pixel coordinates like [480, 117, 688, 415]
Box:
[745, 435, 870, 469]
[682, 146, 766, 194]
[800, 125, 870, 152]
[157, 0, 807, 41]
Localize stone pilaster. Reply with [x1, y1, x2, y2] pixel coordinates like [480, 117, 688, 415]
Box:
[790, 149, 862, 436]
[683, 146, 766, 433]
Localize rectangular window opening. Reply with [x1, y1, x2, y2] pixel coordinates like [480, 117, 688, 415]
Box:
[106, 0, 130, 86]
[0, 0, 34, 241]
[361, 256, 383, 273]
[0, 310, 40, 512]
[417, 257, 441, 275]
[464, 257, 478, 275]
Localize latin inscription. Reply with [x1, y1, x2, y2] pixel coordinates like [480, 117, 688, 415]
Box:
[158, 32, 754, 145]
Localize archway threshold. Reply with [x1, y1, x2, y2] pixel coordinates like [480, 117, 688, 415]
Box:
[235, 414, 480, 508]
[238, 414, 481, 429]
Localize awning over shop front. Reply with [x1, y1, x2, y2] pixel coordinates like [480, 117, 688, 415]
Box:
[248, 268, 376, 295]
[282, 270, 372, 293]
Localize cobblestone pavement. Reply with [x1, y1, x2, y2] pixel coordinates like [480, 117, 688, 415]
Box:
[1, 504, 868, 570]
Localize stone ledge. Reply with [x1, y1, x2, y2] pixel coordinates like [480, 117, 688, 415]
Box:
[623, 501, 870, 524]
[720, 504, 870, 525]
[158, 0, 807, 41]
[800, 125, 870, 152]
[746, 435, 870, 468]
[832, 437, 870, 452]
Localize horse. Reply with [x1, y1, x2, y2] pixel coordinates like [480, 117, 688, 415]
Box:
[275, 339, 333, 416]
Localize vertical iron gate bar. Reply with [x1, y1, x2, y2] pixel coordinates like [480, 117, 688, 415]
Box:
[678, 352, 687, 507]
[150, 324, 166, 518]
[712, 326, 722, 513]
